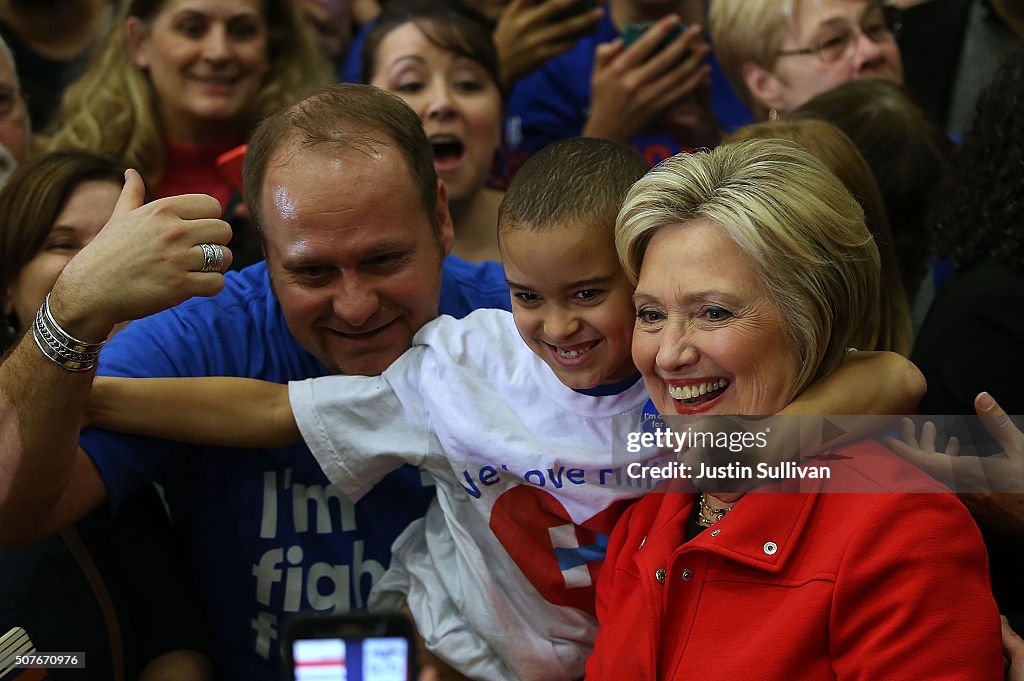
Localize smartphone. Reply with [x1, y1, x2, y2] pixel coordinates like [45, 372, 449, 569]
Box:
[285, 613, 417, 681]
[216, 144, 247, 195]
[550, 0, 600, 23]
[620, 21, 687, 54]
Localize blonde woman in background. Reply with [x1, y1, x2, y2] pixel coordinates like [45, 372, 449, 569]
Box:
[41, 0, 331, 265]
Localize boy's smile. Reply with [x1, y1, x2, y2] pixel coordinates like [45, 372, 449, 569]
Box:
[500, 224, 638, 390]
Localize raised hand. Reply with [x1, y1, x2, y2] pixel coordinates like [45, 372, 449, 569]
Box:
[883, 392, 1024, 535]
[583, 17, 711, 144]
[48, 169, 233, 342]
[494, 0, 604, 87]
[884, 393, 1024, 492]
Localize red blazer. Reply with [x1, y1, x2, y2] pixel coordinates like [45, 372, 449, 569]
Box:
[586, 440, 1002, 681]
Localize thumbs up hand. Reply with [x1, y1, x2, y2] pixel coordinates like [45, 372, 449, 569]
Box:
[48, 170, 234, 341]
[110, 167, 147, 217]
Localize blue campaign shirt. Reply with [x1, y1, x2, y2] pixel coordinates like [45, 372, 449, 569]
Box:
[505, 9, 753, 166]
[79, 256, 509, 681]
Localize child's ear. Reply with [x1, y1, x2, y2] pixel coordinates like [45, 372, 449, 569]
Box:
[742, 61, 787, 113]
[435, 179, 455, 255]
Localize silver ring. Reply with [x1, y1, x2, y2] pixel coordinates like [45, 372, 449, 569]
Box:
[199, 243, 225, 273]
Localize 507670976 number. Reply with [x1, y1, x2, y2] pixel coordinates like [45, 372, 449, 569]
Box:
[13, 653, 84, 668]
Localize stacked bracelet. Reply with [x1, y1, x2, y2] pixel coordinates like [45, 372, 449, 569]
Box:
[31, 293, 105, 372]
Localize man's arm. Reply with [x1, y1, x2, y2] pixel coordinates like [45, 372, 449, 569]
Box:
[0, 171, 231, 545]
[777, 349, 925, 455]
[0, 336, 109, 543]
[88, 377, 300, 448]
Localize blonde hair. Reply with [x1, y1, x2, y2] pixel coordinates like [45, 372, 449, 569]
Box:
[39, 0, 332, 186]
[709, 0, 801, 115]
[617, 138, 880, 397]
[726, 119, 913, 355]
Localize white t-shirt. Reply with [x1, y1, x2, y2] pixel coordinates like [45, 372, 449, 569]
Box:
[289, 309, 656, 681]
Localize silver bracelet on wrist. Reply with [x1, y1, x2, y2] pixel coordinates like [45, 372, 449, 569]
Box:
[31, 293, 106, 372]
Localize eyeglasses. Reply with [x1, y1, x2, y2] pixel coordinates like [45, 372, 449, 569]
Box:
[777, 6, 902, 63]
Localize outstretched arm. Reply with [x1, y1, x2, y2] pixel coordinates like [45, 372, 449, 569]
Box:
[88, 377, 300, 449]
[779, 350, 924, 454]
[784, 349, 925, 418]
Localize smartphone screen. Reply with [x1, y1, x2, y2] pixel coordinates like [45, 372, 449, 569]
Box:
[292, 636, 410, 681]
[287, 614, 415, 681]
[620, 21, 687, 53]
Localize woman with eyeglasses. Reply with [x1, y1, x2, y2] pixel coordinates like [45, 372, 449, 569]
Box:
[710, 0, 903, 120]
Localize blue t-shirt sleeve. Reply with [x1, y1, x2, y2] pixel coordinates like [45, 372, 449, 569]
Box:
[707, 50, 754, 133]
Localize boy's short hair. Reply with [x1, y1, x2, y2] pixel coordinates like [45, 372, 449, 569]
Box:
[498, 138, 648, 236]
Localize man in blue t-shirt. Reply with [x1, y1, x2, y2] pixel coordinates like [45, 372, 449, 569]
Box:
[0, 85, 509, 681]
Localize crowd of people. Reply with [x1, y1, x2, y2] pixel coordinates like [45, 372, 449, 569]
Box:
[0, 0, 1022, 679]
